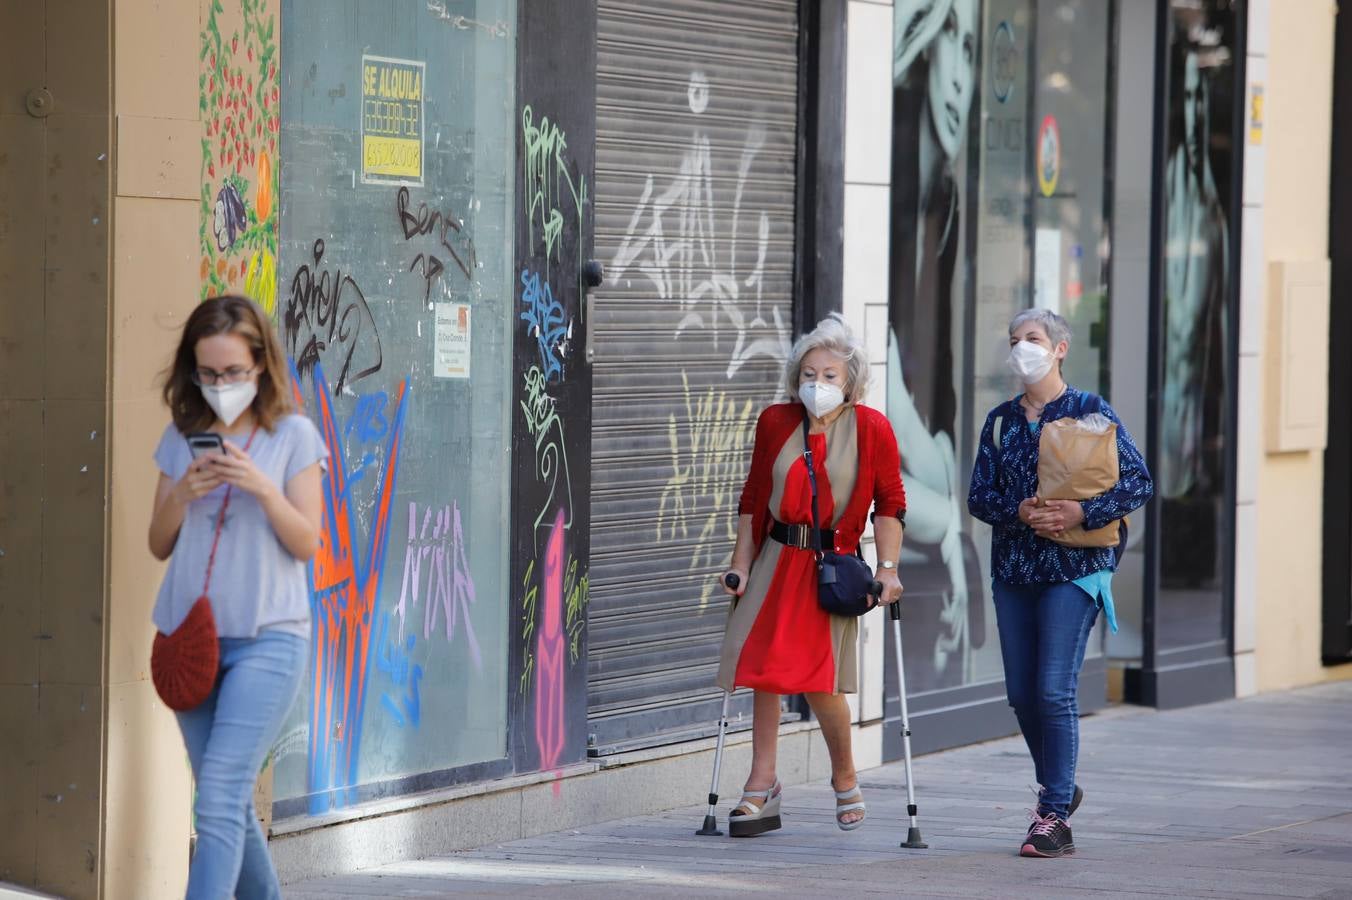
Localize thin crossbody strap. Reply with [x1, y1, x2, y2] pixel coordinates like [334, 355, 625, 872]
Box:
[201, 426, 259, 596]
[800, 413, 824, 560]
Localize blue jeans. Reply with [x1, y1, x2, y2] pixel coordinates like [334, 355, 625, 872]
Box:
[176, 631, 306, 900]
[992, 581, 1099, 820]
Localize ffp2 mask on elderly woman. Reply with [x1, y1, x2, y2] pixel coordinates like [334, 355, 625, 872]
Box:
[799, 382, 845, 418]
[1006, 340, 1055, 384]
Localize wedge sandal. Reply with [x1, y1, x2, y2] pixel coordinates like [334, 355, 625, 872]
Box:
[728, 780, 783, 837]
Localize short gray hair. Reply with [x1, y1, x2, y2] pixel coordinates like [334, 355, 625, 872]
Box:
[783, 312, 870, 402]
[1008, 308, 1072, 348]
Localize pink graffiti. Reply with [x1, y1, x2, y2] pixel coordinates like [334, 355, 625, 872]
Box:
[534, 508, 567, 774]
[396, 501, 481, 669]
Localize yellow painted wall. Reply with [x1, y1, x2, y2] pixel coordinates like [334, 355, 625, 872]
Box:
[1255, 0, 1352, 691]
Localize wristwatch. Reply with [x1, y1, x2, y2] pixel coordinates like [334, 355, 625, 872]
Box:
[878, 560, 897, 570]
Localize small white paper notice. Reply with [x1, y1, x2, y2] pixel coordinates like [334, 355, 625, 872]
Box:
[434, 302, 471, 379]
[1034, 227, 1062, 313]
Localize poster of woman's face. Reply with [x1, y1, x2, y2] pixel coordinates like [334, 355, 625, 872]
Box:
[887, 0, 983, 692]
[926, 0, 979, 161]
[1159, 0, 1237, 587]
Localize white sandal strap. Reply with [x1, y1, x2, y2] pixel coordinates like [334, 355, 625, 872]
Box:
[834, 787, 863, 800]
[835, 801, 866, 815]
[741, 779, 781, 800]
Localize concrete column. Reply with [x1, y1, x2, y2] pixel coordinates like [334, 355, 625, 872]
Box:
[842, 0, 893, 729]
[101, 0, 205, 895]
[1233, 0, 1271, 699]
[0, 1, 112, 896]
[1251, 0, 1340, 693]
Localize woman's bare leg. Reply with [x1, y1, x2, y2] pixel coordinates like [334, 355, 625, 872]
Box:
[745, 690, 781, 793]
[804, 691, 863, 824]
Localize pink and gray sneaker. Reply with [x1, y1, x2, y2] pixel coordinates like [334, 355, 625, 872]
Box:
[1022, 812, 1075, 857]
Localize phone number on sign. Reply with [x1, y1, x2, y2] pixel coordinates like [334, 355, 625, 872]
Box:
[363, 137, 421, 177]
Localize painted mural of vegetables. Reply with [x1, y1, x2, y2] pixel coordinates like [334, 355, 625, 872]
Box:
[245, 249, 278, 317]
[255, 150, 273, 223]
[199, 0, 279, 315]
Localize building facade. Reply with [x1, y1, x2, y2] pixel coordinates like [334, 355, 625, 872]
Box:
[1, 0, 1347, 897]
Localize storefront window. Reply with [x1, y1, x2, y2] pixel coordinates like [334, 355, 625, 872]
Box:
[271, 0, 517, 815]
[887, 0, 1116, 696]
[1158, 0, 1238, 652]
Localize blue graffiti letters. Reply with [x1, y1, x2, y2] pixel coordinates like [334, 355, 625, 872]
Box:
[520, 268, 570, 382]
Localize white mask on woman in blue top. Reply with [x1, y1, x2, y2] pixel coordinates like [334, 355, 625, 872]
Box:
[1007, 340, 1055, 384]
[201, 380, 258, 427]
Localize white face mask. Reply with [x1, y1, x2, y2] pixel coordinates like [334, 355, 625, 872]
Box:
[799, 381, 845, 418]
[1006, 340, 1056, 384]
[201, 380, 258, 427]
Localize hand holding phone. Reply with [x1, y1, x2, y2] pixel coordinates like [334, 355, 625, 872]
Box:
[186, 432, 226, 460]
[174, 433, 226, 503]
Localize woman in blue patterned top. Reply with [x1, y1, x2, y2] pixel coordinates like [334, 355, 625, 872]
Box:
[968, 309, 1153, 859]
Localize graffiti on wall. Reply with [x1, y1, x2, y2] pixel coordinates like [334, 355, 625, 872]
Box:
[295, 362, 409, 813]
[520, 364, 573, 533]
[608, 72, 790, 379]
[283, 239, 384, 397]
[396, 501, 481, 667]
[605, 71, 784, 611]
[522, 105, 588, 278]
[516, 105, 589, 779]
[396, 186, 480, 304]
[520, 268, 571, 383]
[657, 372, 757, 608]
[199, 0, 280, 313]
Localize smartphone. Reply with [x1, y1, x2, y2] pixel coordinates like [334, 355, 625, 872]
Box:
[186, 432, 226, 460]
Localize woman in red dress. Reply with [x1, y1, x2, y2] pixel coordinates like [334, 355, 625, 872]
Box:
[718, 314, 907, 836]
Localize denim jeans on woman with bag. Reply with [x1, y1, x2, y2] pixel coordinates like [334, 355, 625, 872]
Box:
[176, 631, 306, 900]
[992, 580, 1100, 820]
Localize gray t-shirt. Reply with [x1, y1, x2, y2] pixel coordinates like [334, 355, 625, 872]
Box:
[153, 414, 328, 639]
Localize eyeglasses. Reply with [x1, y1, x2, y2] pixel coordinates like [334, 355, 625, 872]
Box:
[191, 365, 258, 386]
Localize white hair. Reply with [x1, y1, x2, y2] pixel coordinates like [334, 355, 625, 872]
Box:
[1009, 307, 1072, 349]
[783, 312, 870, 402]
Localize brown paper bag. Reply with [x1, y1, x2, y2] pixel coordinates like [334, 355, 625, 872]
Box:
[1037, 414, 1121, 548]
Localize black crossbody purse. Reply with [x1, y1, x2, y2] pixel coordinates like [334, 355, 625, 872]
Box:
[801, 413, 880, 617]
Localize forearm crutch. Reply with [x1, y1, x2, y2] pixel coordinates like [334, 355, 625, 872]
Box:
[696, 573, 740, 836]
[889, 599, 928, 849]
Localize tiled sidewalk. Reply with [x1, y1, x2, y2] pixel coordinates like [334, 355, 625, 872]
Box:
[287, 681, 1352, 899]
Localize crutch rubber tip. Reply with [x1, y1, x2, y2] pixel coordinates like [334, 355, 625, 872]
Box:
[696, 815, 723, 836]
[901, 827, 928, 849]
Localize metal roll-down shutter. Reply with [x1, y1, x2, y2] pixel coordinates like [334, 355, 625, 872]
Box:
[588, 0, 800, 752]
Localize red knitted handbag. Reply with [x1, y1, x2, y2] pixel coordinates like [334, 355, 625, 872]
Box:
[151, 428, 256, 711]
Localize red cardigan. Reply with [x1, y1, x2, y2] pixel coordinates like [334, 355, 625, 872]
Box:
[737, 402, 907, 554]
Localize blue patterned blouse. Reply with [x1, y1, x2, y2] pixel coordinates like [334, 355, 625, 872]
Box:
[967, 387, 1154, 586]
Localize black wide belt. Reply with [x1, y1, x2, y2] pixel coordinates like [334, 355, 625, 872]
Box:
[769, 518, 835, 551]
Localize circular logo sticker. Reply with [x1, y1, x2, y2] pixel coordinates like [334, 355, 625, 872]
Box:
[1037, 115, 1061, 198]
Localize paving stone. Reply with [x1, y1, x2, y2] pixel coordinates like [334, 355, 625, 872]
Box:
[286, 681, 1352, 899]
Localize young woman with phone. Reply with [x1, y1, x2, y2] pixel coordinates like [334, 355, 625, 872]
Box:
[148, 295, 326, 899]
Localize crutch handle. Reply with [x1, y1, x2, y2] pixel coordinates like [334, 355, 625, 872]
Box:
[723, 573, 741, 590]
[888, 596, 901, 621]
